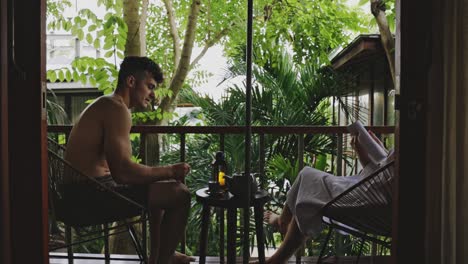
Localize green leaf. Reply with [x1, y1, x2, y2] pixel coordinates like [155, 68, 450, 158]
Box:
[86, 33, 93, 44]
[88, 24, 97, 32]
[47, 71, 57, 83]
[314, 154, 328, 171]
[89, 77, 96, 87]
[65, 70, 72, 81]
[103, 40, 114, 50]
[79, 74, 87, 84]
[64, 20, 72, 31]
[73, 16, 81, 25]
[116, 40, 125, 51]
[96, 30, 105, 38]
[77, 29, 84, 40]
[58, 70, 65, 81]
[70, 26, 77, 36]
[104, 13, 112, 21]
[358, 0, 368, 6]
[116, 51, 124, 59]
[93, 38, 101, 49]
[80, 19, 87, 28]
[104, 50, 114, 58]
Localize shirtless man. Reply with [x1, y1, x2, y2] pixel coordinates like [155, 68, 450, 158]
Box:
[65, 56, 193, 264]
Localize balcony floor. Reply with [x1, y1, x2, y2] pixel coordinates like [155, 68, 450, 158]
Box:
[49, 253, 391, 263]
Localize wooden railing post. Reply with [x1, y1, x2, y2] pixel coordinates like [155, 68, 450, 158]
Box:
[297, 134, 304, 170]
[218, 133, 225, 263]
[180, 133, 186, 254]
[296, 134, 305, 264]
[336, 133, 343, 176]
[259, 133, 265, 189]
[139, 133, 147, 165]
[180, 133, 186, 162]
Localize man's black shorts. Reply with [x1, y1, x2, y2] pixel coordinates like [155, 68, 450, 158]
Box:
[59, 175, 148, 225]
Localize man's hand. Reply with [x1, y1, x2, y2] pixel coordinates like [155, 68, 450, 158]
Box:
[170, 162, 191, 182]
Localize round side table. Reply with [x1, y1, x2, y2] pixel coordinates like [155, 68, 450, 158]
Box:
[196, 188, 270, 264]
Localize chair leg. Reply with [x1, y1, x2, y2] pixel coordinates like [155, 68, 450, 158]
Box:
[317, 227, 333, 264]
[128, 223, 146, 263]
[103, 224, 110, 264]
[142, 213, 148, 262]
[65, 225, 73, 264]
[295, 245, 304, 264]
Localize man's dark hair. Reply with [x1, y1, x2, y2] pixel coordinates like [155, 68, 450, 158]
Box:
[117, 56, 164, 88]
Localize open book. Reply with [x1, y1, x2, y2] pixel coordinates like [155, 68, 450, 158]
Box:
[348, 121, 387, 164]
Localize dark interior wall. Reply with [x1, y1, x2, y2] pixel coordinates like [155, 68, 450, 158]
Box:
[6, 0, 48, 263]
[394, 0, 432, 262]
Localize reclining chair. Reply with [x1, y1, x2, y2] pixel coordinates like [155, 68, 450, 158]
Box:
[317, 160, 395, 263]
[47, 138, 148, 263]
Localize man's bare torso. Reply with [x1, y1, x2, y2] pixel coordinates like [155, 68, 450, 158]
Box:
[65, 95, 130, 182]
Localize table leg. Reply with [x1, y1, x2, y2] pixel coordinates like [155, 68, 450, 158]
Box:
[227, 208, 237, 264]
[254, 205, 266, 264]
[199, 205, 211, 264]
[219, 208, 225, 264]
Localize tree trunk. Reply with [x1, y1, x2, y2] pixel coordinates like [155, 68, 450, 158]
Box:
[162, 0, 182, 69]
[156, 0, 202, 125]
[108, 0, 150, 255]
[140, 0, 148, 56]
[370, 0, 396, 84]
[124, 0, 148, 56]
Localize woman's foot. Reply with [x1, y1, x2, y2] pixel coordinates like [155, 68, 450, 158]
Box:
[264, 211, 288, 235]
[249, 256, 287, 264]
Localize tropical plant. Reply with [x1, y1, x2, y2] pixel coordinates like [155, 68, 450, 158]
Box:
[46, 90, 69, 125]
[166, 50, 361, 255]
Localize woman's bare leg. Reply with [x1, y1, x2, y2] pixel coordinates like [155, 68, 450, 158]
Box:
[264, 204, 293, 235]
[265, 218, 306, 264]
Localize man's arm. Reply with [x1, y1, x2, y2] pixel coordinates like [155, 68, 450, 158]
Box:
[102, 102, 187, 184]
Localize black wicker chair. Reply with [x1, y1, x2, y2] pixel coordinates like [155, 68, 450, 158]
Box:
[47, 138, 148, 264]
[317, 160, 395, 264]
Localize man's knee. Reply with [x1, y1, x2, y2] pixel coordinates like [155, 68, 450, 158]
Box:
[176, 183, 191, 205]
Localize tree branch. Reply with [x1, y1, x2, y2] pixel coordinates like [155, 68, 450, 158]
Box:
[162, 0, 181, 70]
[370, 0, 395, 84]
[190, 26, 232, 69]
[156, 0, 201, 124]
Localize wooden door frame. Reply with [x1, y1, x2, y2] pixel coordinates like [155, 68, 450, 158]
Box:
[1, 0, 48, 263]
[1, 0, 12, 262]
[1, 0, 437, 263]
[393, 0, 431, 262]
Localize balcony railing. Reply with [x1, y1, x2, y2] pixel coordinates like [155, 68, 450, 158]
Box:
[47, 125, 395, 256]
[48, 124, 394, 176]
